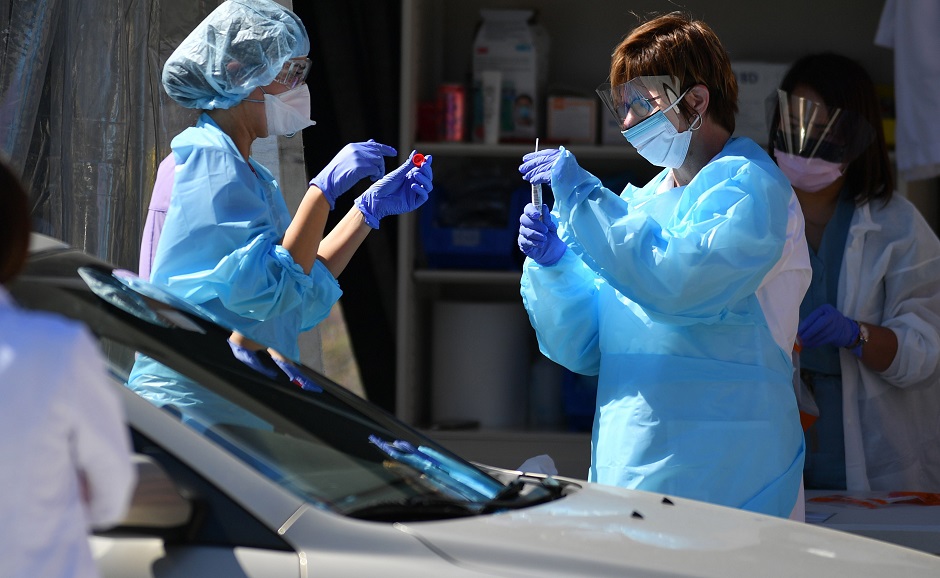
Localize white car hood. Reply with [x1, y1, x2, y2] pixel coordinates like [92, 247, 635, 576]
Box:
[398, 483, 940, 577]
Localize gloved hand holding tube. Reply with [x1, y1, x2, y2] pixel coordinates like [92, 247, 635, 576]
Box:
[272, 357, 323, 393]
[798, 304, 860, 350]
[228, 338, 323, 392]
[519, 148, 562, 186]
[228, 337, 278, 378]
[518, 203, 566, 266]
[355, 150, 433, 229]
[310, 139, 398, 209]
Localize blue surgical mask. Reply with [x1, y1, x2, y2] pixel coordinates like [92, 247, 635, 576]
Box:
[622, 89, 694, 168]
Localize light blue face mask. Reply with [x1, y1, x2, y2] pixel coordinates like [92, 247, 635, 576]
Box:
[622, 88, 697, 168]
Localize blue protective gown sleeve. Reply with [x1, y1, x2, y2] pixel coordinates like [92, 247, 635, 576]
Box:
[151, 115, 341, 360]
[520, 248, 602, 376]
[550, 139, 790, 325]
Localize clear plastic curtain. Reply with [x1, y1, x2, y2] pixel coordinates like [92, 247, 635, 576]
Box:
[0, 0, 213, 268]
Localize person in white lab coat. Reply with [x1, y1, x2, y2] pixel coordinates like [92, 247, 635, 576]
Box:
[769, 52, 940, 491]
[0, 160, 136, 578]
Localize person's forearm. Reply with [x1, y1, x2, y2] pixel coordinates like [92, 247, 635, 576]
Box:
[317, 206, 372, 278]
[282, 185, 331, 274]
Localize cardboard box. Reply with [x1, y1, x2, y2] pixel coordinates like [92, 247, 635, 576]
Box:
[731, 61, 790, 146]
[472, 9, 549, 143]
[546, 96, 596, 144]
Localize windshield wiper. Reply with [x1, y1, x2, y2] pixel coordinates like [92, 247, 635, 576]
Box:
[368, 436, 503, 501]
[479, 475, 566, 513]
[347, 495, 480, 522]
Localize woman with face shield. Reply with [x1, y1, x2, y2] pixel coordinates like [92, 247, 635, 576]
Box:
[129, 0, 433, 417]
[516, 12, 811, 518]
[769, 53, 940, 492]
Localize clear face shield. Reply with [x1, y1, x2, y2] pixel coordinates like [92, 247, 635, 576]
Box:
[596, 76, 684, 131]
[770, 89, 875, 164]
[274, 57, 312, 90]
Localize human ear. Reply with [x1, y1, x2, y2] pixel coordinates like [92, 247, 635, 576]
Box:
[686, 84, 709, 119]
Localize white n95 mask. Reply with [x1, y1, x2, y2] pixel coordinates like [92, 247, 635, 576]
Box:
[622, 88, 696, 168]
[262, 85, 316, 137]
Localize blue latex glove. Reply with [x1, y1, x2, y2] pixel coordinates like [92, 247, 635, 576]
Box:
[518, 203, 566, 266]
[310, 139, 398, 209]
[519, 148, 562, 185]
[228, 338, 278, 379]
[798, 304, 859, 349]
[355, 151, 433, 229]
[273, 357, 323, 393]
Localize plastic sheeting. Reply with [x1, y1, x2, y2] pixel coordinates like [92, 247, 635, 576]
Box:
[0, 0, 215, 268]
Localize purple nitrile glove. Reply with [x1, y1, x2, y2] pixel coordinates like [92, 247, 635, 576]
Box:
[798, 304, 859, 349]
[355, 151, 433, 229]
[519, 148, 562, 185]
[309, 139, 397, 209]
[228, 338, 278, 379]
[518, 203, 566, 266]
[273, 357, 323, 393]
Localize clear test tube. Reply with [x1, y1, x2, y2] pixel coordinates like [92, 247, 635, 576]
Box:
[531, 138, 542, 219]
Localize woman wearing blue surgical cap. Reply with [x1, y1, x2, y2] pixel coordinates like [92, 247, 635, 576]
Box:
[770, 53, 940, 493]
[517, 13, 810, 518]
[143, 0, 432, 367]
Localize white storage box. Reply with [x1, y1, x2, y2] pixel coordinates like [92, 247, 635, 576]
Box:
[731, 61, 790, 146]
[472, 9, 549, 142]
[546, 96, 596, 144]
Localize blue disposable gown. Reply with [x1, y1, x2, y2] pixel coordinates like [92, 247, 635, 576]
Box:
[150, 114, 341, 362]
[521, 138, 804, 517]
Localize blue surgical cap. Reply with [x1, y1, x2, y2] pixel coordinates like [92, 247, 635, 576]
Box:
[162, 0, 310, 110]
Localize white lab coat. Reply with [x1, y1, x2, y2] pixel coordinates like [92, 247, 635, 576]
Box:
[837, 194, 940, 491]
[757, 188, 811, 522]
[758, 188, 812, 355]
[0, 287, 136, 578]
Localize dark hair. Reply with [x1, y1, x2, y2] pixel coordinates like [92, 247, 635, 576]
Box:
[610, 12, 738, 133]
[0, 161, 31, 285]
[768, 52, 893, 205]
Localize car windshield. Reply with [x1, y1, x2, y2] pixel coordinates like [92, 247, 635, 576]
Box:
[13, 253, 509, 518]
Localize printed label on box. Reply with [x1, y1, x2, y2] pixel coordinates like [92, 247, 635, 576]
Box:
[732, 61, 790, 146]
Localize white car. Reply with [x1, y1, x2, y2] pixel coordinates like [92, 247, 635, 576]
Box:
[13, 234, 940, 577]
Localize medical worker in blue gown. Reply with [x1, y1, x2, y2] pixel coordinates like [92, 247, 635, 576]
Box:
[128, 0, 432, 427]
[517, 13, 810, 517]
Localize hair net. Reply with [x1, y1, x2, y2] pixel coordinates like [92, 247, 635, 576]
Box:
[162, 0, 310, 110]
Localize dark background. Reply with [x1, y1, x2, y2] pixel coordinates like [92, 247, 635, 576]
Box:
[293, 2, 402, 412]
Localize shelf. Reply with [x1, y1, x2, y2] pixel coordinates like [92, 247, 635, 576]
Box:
[414, 269, 521, 285]
[414, 141, 639, 160]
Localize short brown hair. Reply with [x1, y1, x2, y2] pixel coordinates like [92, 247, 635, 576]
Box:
[609, 12, 738, 133]
[0, 161, 31, 285]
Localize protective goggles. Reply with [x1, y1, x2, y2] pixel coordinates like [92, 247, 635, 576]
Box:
[770, 89, 875, 164]
[596, 76, 684, 130]
[274, 57, 312, 90]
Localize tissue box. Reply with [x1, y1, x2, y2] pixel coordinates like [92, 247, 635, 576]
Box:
[731, 61, 790, 146]
[546, 96, 596, 144]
